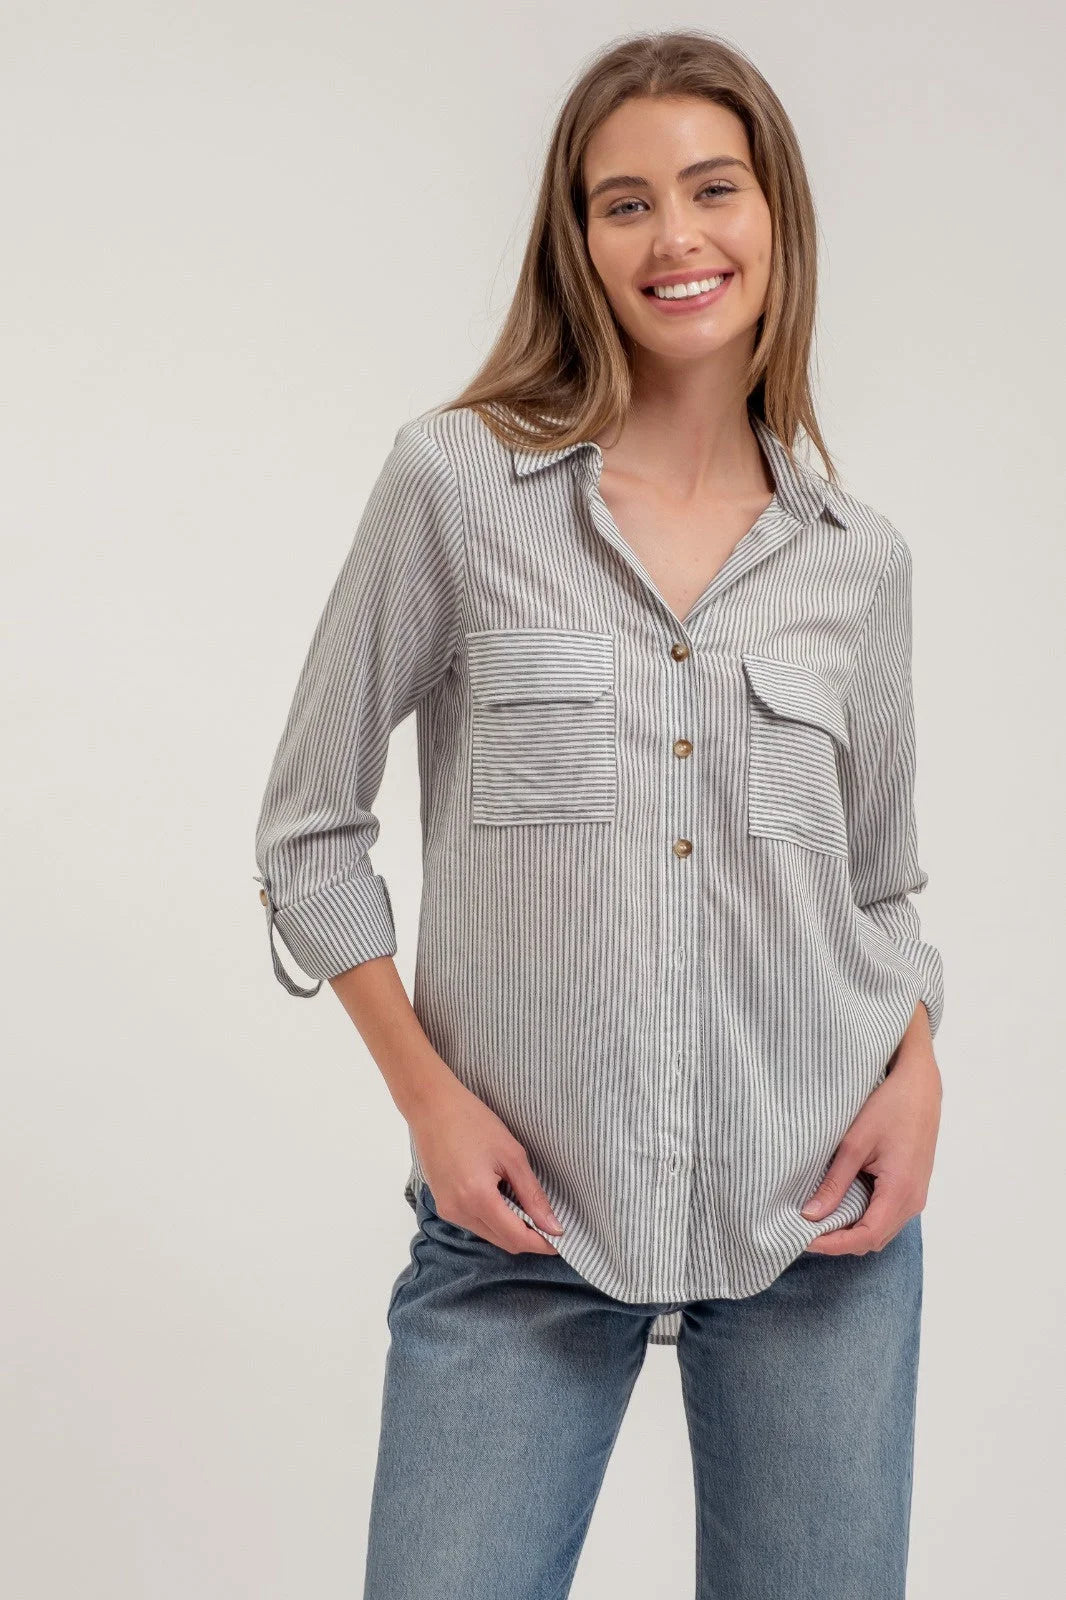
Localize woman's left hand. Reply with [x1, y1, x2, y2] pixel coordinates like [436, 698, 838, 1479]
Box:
[801, 1004, 943, 1255]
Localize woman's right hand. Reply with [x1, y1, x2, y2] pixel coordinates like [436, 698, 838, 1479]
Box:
[407, 1071, 565, 1255]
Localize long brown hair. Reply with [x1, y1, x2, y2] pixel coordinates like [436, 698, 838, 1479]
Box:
[436, 29, 840, 486]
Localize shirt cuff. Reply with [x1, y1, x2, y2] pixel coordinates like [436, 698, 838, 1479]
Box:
[905, 943, 945, 1040]
[856, 899, 945, 1040]
[254, 871, 397, 997]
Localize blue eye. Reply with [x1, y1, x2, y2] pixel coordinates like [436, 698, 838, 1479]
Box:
[604, 182, 735, 218]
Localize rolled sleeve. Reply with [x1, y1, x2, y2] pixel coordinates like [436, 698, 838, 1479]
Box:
[837, 534, 945, 1039]
[252, 417, 464, 996]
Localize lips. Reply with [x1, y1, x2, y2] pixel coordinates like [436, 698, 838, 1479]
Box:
[641, 273, 735, 315]
[641, 272, 733, 296]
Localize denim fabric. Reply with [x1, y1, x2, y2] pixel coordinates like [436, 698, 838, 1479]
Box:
[362, 1182, 923, 1599]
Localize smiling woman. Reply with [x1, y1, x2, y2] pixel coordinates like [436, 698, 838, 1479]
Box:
[251, 27, 944, 1600]
[438, 34, 832, 478]
[585, 115, 764, 332]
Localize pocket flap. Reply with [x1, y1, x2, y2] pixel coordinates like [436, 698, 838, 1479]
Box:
[741, 653, 851, 749]
[467, 628, 614, 705]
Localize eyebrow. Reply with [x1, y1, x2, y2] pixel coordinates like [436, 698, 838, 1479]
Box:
[586, 155, 751, 205]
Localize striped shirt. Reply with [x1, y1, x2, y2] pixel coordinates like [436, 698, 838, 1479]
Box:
[252, 404, 945, 1347]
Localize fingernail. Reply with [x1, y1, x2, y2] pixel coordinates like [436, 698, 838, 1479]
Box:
[801, 1202, 820, 1218]
[547, 1212, 563, 1232]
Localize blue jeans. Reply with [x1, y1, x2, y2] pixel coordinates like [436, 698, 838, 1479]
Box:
[362, 1181, 923, 1599]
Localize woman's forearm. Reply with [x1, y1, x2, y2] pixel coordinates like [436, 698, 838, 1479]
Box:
[328, 955, 456, 1121]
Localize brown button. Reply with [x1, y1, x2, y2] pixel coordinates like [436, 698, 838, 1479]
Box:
[670, 641, 690, 661]
[258, 888, 269, 907]
[672, 838, 693, 858]
[673, 738, 692, 758]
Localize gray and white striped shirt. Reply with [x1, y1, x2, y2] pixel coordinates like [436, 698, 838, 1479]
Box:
[253, 404, 944, 1347]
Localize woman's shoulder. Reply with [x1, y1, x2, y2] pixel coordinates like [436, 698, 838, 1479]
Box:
[824, 475, 916, 582]
[393, 403, 514, 472]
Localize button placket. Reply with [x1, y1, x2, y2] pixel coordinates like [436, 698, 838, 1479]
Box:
[656, 636, 698, 1246]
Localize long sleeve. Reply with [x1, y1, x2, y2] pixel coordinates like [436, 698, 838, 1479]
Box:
[837, 534, 945, 1038]
[252, 417, 465, 996]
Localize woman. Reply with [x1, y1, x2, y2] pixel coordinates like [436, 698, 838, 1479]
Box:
[253, 29, 945, 1600]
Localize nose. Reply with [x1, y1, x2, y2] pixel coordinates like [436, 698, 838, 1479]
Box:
[649, 200, 709, 260]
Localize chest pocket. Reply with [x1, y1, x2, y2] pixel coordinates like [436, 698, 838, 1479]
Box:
[466, 628, 617, 825]
[741, 653, 851, 858]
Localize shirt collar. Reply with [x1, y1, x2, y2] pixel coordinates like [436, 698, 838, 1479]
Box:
[511, 412, 849, 530]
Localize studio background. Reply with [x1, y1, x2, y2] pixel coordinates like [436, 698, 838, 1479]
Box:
[4, 3, 1061, 1595]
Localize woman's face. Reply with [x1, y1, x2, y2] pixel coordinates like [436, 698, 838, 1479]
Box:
[582, 94, 772, 367]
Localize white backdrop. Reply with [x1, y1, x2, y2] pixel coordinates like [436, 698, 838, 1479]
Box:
[4, 3, 1062, 1595]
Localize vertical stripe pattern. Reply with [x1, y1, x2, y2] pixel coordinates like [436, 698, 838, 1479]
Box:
[252, 406, 945, 1347]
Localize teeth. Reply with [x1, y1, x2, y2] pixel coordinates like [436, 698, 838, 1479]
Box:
[651, 274, 727, 299]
